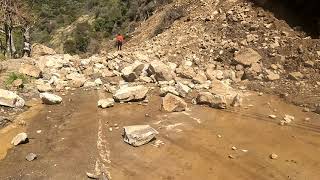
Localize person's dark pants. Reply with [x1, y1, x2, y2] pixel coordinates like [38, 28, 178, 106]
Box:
[22, 50, 31, 57]
[117, 41, 123, 51]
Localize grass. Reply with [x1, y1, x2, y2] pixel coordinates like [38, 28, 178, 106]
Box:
[0, 54, 5, 61]
[5, 72, 28, 87]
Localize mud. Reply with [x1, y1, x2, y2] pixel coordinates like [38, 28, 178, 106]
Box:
[0, 90, 320, 179]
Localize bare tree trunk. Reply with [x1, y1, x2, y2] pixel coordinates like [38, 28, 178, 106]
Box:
[4, 23, 16, 58]
[9, 26, 16, 57]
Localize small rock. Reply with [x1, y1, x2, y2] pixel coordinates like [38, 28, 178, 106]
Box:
[98, 98, 115, 109]
[94, 78, 103, 86]
[288, 72, 304, 81]
[86, 172, 100, 179]
[234, 48, 262, 66]
[266, 71, 280, 81]
[302, 108, 310, 112]
[269, 115, 277, 119]
[280, 115, 294, 125]
[11, 132, 28, 146]
[228, 155, 235, 159]
[231, 146, 237, 150]
[231, 94, 242, 107]
[26, 153, 37, 161]
[40, 93, 62, 105]
[304, 61, 314, 68]
[123, 125, 159, 147]
[270, 153, 278, 159]
[12, 79, 23, 88]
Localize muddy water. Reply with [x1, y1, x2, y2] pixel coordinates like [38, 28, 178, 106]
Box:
[0, 100, 43, 160]
[0, 90, 319, 179]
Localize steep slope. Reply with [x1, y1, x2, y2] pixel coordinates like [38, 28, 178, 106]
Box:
[115, 0, 320, 109]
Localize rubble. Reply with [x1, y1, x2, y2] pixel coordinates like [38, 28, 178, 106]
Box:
[123, 125, 159, 147]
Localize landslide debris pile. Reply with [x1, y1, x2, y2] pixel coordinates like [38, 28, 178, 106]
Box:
[1, 0, 320, 117]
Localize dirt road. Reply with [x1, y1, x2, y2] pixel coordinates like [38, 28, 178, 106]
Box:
[0, 89, 320, 180]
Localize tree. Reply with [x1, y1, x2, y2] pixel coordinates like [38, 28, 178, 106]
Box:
[0, 0, 35, 58]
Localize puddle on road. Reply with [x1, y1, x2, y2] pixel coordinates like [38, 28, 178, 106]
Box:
[0, 101, 43, 160]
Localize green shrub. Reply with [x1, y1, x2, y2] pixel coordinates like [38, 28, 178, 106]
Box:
[0, 54, 5, 61]
[5, 72, 27, 86]
[63, 39, 77, 54]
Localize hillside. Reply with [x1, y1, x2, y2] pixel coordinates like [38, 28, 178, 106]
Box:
[32, 0, 176, 53]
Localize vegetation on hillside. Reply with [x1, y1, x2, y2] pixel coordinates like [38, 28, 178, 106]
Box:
[1, 0, 172, 57]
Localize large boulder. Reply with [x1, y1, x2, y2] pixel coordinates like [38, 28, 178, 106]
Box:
[123, 125, 159, 147]
[160, 86, 180, 97]
[121, 61, 145, 82]
[31, 43, 56, 57]
[146, 61, 175, 81]
[234, 48, 262, 66]
[113, 85, 149, 102]
[66, 73, 86, 88]
[19, 64, 42, 78]
[162, 94, 187, 112]
[175, 82, 191, 98]
[196, 92, 227, 109]
[176, 65, 196, 79]
[0, 89, 25, 108]
[193, 71, 208, 84]
[40, 93, 62, 105]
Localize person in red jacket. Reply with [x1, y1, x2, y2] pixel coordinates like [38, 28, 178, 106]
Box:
[116, 34, 124, 51]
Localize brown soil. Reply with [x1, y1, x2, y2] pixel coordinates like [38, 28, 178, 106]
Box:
[0, 89, 319, 179]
